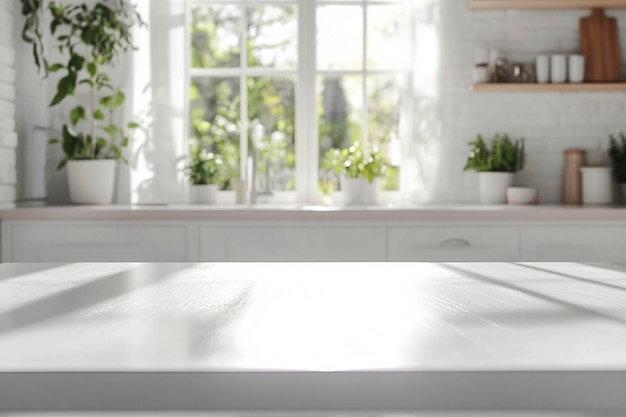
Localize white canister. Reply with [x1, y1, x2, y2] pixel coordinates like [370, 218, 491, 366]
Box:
[581, 167, 613, 205]
[535, 55, 550, 83]
[568, 54, 585, 83]
[473, 64, 489, 83]
[551, 54, 567, 83]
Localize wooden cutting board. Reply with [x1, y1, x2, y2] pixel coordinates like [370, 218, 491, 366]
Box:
[580, 8, 621, 82]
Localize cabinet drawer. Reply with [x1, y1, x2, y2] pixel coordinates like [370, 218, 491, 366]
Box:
[9, 223, 188, 262]
[521, 226, 626, 261]
[201, 226, 386, 261]
[388, 226, 520, 261]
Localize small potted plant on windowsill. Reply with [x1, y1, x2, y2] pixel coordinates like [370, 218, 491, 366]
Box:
[322, 142, 389, 206]
[187, 141, 224, 204]
[317, 179, 334, 205]
[21, 0, 144, 204]
[464, 133, 526, 204]
[609, 132, 626, 204]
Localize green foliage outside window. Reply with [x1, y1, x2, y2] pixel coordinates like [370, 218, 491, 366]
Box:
[464, 133, 526, 173]
[189, 6, 296, 191]
[189, 4, 401, 193]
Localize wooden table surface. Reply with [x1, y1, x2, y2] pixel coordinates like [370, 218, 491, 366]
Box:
[1, 262, 626, 413]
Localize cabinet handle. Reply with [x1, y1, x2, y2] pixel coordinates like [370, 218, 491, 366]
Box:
[438, 238, 471, 248]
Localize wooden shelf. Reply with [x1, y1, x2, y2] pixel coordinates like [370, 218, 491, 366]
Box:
[469, 82, 626, 92]
[469, 0, 626, 10]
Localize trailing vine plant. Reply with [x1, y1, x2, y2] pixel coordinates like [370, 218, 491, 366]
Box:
[20, 0, 46, 72]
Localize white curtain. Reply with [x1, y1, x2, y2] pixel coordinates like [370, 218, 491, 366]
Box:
[125, 0, 188, 204]
[400, 0, 474, 204]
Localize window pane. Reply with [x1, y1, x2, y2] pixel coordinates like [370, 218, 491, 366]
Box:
[189, 77, 241, 190]
[317, 6, 363, 70]
[248, 77, 296, 192]
[317, 75, 363, 188]
[368, 75, 401, 191]
[367, 5, 405, 70]
[248, 5, 298, 68]
[191, 5, 241, 68]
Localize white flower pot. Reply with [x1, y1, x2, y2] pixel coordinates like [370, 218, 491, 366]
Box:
[67, 159, 117, 205]
[478, 172, 514, 204]
[190, 184, 218, 204]
[342, 177, 379, 206]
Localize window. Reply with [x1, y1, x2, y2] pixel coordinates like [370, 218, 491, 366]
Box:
[188, 0, 406, 203]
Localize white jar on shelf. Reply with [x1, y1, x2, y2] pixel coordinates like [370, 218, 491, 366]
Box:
[581, 167, 613, 205]
[551, 54, 567, 83]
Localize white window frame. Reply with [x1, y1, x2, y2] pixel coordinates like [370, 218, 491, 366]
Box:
[185, 0, 404, 204]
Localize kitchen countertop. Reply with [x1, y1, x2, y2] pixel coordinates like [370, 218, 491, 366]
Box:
[1, 204, 626, 221]
[1, 262, 626, 412]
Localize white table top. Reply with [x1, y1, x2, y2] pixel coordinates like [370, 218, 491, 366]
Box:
[1, 262, 626, 412]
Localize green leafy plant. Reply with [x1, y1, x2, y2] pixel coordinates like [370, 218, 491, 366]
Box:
[187, 140, 224, 185]
[321, 142, 389, 183]
[464, 133, 526, 173]
[609, 132, 626, 184]
[21, 1, 145, 169]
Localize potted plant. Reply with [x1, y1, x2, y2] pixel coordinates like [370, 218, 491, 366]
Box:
[317, 179, 334, 205]
[322, 142, 388, 205]
[21, 1, 144, 204]
[464, 133, 526, 204]
[187, 141, 224, 204]
[609, 132, 626, 204]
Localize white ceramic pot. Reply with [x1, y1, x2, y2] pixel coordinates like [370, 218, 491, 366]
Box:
[66, 159, 117, 204]
[478, 172, 514, 204]
[190, 184, 218, 204]
[343, 177, 379, 206]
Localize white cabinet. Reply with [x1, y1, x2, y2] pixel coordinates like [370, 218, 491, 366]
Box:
[388, 225, 520, 261]
[4, 218, 626, 263]
[200, 225, 386, 261]
[521, 225, 626, 261]
[4, 222, 189, 262]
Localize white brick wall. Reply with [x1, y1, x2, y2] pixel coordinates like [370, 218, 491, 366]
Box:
[443, 3, 626, 203]
[0, 0, 15, 206]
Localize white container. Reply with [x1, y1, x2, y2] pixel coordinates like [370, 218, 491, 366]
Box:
[581, 167, 613, 205]
[550, 54, 567, 83]
[342, 177, 379, 206]
[568, 54, 585, 83]
[507, 187, 538, 205]
[473, 65, 489, 83]
[67, 159, 116, 204]
[478, 172, 514, 204]
[189, 184, 218, 204]
[535, 55, 550, 83]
